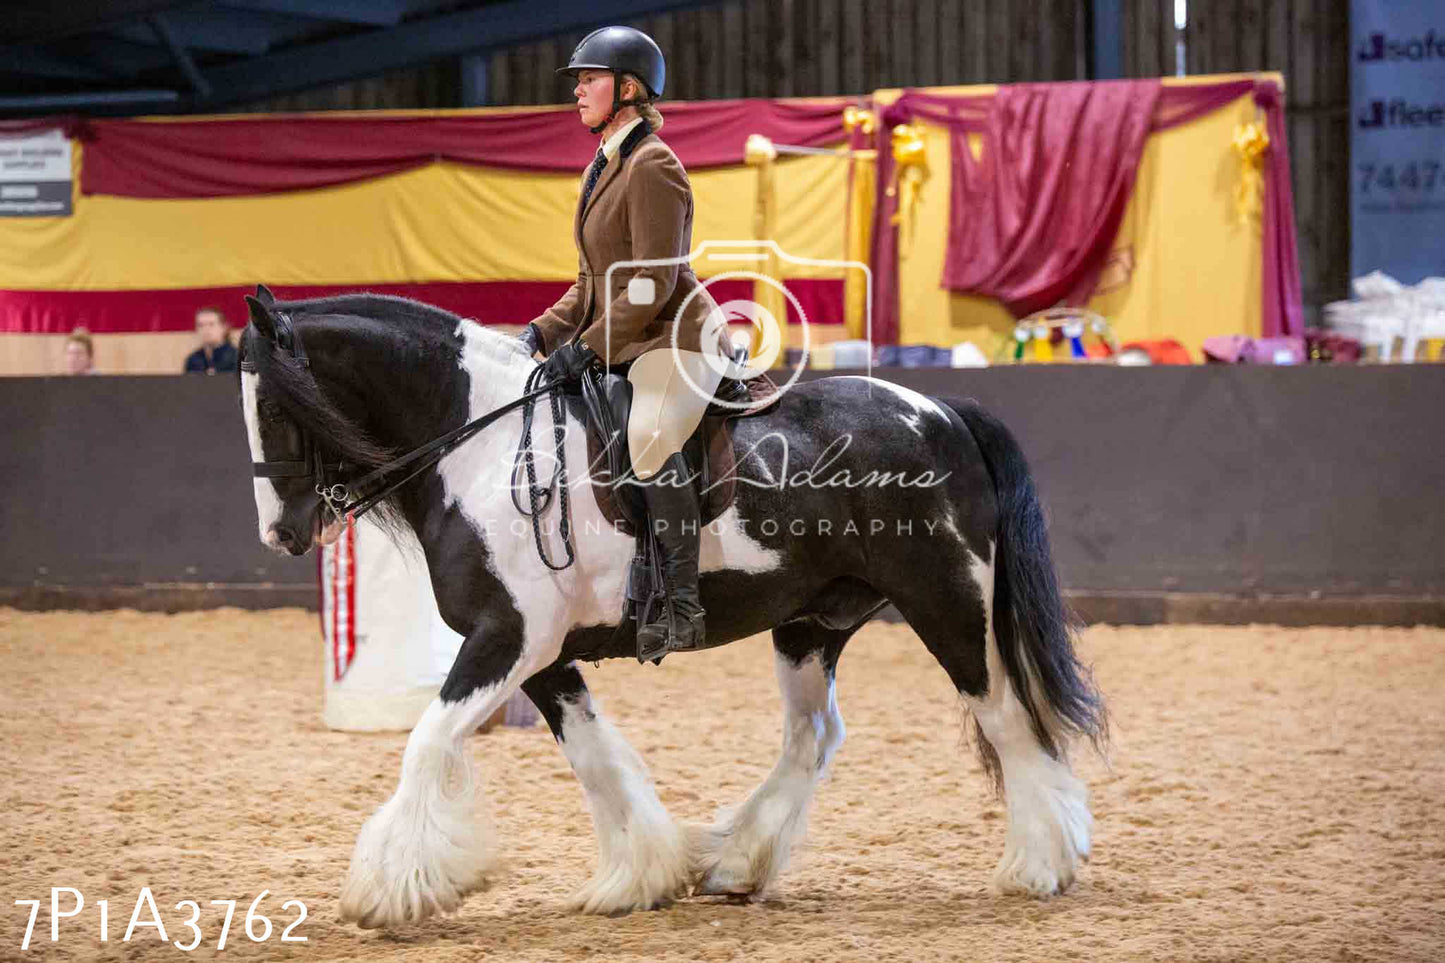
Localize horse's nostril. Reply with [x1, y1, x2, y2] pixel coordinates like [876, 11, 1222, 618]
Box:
[275, 527, 297, 546]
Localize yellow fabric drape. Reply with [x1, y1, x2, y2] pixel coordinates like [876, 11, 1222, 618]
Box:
[874, 74, 1275, 358]
[0, 142, 851, 292]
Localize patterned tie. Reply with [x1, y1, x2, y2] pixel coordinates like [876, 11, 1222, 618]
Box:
[580, 149, 607, 210]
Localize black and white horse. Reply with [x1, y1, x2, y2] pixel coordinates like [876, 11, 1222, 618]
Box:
[238, 292, 1106, 928]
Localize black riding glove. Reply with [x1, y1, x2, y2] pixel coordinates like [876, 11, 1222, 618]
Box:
[541, 339, 598, 384]
[517, 322, 542, 356]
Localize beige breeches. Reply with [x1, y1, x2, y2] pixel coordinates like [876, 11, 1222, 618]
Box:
[626, 348, 724, 480]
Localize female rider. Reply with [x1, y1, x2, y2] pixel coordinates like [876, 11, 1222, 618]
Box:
[518, 26, 735, 660]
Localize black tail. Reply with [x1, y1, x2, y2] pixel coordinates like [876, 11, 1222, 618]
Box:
[945, 398, 1107, 768]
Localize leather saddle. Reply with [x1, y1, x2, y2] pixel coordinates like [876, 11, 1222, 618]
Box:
[570, 350, 781, 661]
[577, 349, 782, 537]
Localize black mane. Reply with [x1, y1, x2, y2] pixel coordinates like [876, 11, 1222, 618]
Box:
[242, 293, 491, 523]
[277, 292, 469, 336]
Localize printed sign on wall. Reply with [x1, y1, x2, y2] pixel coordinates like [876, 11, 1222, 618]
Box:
[1351, 1, 1445, 283]
[0, 128, 73, 218]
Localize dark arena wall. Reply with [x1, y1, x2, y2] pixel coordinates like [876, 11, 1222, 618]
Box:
[1, 367, 1441, 622]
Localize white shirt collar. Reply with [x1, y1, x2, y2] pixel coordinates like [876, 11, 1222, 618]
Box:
[601, 116, 645, 162]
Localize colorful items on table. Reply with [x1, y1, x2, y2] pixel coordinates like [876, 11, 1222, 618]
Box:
[1065, 321, 1088, 359]
[1201, 334, 1312, 365]
[1119, 339, 1194, 364]
[776, 339, 990, 370]
[1000, 309, 1120, 364]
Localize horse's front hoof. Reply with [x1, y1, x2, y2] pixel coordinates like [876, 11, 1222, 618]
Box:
[692, 866, 758, 898]
[569, 881, 684, 916]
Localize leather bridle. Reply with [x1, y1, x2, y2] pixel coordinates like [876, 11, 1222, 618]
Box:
[242, 312, 564, 545]
[241, 309, 350, 510]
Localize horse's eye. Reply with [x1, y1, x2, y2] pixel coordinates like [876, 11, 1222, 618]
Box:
[259, 400, 284, 421]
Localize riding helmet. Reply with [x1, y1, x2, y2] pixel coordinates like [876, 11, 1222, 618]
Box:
[558, 25, 666, 99]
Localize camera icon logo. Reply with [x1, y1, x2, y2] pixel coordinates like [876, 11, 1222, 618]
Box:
[604, 240, 871, 410]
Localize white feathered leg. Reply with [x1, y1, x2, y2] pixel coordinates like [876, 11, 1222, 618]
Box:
[694, 649, 845, 896]
[556, 697, 691, 914]
[338, 689, 504, 928]
[964, 556, 1091, 897]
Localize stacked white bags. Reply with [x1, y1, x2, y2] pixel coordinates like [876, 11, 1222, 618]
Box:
[1325, 271, 1445, 362]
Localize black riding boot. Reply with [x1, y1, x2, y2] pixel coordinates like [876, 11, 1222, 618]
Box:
[636, 452, 706, 660]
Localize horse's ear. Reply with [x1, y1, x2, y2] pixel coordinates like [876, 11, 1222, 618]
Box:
[254, 283, 276, 306]
[245, 295, 277, 341]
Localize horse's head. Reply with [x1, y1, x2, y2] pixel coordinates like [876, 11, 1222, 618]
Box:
[238, 286, 345, 555]
[238, 284, 536, 556]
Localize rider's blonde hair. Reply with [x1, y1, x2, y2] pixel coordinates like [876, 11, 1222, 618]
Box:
[622, 72, 664, 132]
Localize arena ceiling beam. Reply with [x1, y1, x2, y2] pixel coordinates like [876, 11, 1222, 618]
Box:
[107, 7, 334, 56]
[0, 0, 190, 46]
[16, 35, 177, 82]
[0, 89, 182, 112]
[193, 0, 713, 110]
[221, 0, 411, 28]
[0, 49, 115, 83]
[0, 0, 717, 117]
[148, 12, 212, 100]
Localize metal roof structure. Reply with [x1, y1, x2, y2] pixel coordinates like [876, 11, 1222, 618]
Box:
[0, 0, 701, 116]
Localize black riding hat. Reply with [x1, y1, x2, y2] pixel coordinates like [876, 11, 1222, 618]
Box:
[558, 25, 666, 98]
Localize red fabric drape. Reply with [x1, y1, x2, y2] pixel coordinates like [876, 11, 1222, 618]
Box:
[942, 79, 1161, 317]
[75, 99, 850, 199]
[1252, 80, 1305, 338]
[0, 278, 845, 334]
[869, 77, 1303, 344]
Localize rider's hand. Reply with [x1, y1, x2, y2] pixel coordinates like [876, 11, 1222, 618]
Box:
[541, 340, 598, 384]
[516, 322, 542, 356]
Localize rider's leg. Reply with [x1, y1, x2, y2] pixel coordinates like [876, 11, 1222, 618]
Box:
[626, 349, 722, 480]
[637, 451, 705, 655]
[627, 349, 722, 656]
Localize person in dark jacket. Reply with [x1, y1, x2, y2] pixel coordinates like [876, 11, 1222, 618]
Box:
[184, 306, 238, 374]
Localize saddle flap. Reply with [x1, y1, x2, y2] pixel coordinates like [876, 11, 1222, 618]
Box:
[581, 369, 783, 537]
[579, 369, 645, 530]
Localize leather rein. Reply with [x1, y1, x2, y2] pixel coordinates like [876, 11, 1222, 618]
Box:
[242, 311, 574, 567]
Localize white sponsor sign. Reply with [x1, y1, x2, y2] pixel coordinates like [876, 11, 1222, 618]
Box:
[0, 129, 73, 217]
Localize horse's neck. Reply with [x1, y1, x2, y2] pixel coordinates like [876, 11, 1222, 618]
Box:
[453, 321, 533, 427]
[423, 321, 544, 516]
[301, 315, 534, 474]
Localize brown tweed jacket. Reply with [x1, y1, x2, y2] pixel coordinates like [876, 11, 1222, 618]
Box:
[531, 123, 734, 367]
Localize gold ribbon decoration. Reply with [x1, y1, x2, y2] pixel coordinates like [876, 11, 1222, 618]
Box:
[887, 123, 928, 255]
[843, 105, 876, 137]
[1232, 119, 1270, 227]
